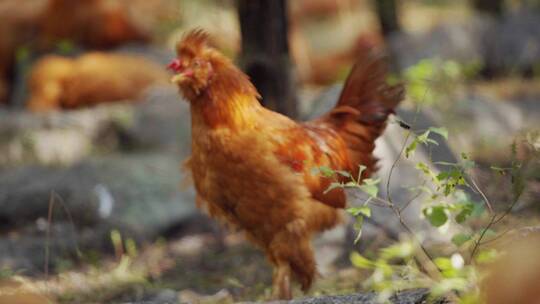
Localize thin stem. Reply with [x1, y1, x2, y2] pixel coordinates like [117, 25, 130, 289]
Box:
[400, 182, 427, 213]
[385, 131, 411, 206]
[469, 176, 494, 214]
[470, 172, 525, 261]
[45, 192, 55, 281]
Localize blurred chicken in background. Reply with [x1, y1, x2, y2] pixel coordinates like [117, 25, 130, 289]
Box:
[39, 0, 152, 49]
[0, 0, 177, 106]
[27, 53, 168, 112]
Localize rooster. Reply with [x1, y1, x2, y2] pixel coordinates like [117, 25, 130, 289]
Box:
[169, 29, 403, 299]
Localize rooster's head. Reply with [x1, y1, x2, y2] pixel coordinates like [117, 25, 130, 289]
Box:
[168, 29, 221, 99]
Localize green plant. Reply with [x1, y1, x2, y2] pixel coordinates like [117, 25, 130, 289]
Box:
[402, 58, 481, 106]
[315, 121, 538, 303]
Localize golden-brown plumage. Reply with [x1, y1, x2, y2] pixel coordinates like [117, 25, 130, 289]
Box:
[171, 29, 404, 299]
[27, 52, 168, 111]
[39, 0, 150, 49]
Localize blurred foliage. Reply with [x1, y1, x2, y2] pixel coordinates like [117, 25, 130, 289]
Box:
[401, 58, 482, 106]
[314, 59, 538, 302]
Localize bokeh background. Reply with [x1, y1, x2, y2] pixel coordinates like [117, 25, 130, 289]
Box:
[0, 0, 539, 303]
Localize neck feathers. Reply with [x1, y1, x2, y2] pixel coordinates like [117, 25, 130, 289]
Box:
[191, 61, 261, 129]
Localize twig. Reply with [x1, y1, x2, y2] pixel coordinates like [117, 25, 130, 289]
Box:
[44, 191, 82, 281]
[400, 182, 427, 213]
[469, 162, 527, 262]
[385, 128, 411, 206]
[479, 227, 513, 246]
[382, 104, 443, 280]
[45, 193, 55, 281]
[51, 192, 81, 257]
[468, 176, 494, 214]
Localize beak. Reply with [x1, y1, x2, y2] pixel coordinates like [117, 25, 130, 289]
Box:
[171, 73, 187, 84]
[168, 58, 196, 85]
[170, 68, 194, 85]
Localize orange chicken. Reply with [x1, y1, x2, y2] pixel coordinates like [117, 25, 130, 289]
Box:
[170, 30, 403, 299]
[27, 52, 168, 111]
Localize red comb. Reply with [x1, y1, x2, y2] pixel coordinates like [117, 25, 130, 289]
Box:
[167, 58, 182, 72]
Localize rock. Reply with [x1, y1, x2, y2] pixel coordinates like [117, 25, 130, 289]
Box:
[267, 289, 445, 304]
[482, 10, 540, 75]
[0, 153, 197, 273]
[0, 153, 196, 232]
[145, 289, 180, 303]
[0, 85, 188, 167]
[120, 289, 445, 304]
[388, 10, 540, 75]
[179, 289, 233, 304]
[388, 19, 487, 70]
[0, 56, 196, 274]
[128, 85, 191, 153]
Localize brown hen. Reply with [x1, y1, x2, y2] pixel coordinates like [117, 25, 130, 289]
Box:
[27, 52, 168, 111]
[170, 29, 403, 299]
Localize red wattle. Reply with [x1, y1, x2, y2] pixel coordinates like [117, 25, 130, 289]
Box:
[167, 58, 182, 72]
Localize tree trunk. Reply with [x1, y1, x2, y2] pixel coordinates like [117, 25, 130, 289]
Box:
[374, 0, 400, 37]
[472, 0, 504, 18]
[237, 0, 298, 118]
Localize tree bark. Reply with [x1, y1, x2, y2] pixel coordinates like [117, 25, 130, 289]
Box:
[374, 0, 400, 37]
[237, 0, 298, 118]
[472, 0, 504, 18]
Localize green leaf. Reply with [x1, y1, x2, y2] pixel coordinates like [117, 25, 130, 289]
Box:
[417, 162, 439, 183]
[416, 162, 431, 174]
[475, 248, 498, 264]
[335, 170, 352, 178]
[363, 178, 381, 186]
[490, 166, 507, 175]
[431, 278, 468, 297]
[319, 166, 335, 177]
[344, 181, 358, 188]
[434, 257, 452, 271]
[353, 216, 364, 243]
[347, 206, 371, 218]
[451, 233, 472, 246]
[429, 127, 449, 140]
[424, 206, 448, 227]
[350, 252, 373, 269]
[380, 242, 414, 260]
[425, 138, 439, 146]
[455, 203, 474, 223]
[405, 139, 418, 158]
[436, 171, 449, 181]
[462, 159, 476, 169]
[359, 184, 379, 198]
[416, 130, 431, 144]
[324, 182, 342, 194]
